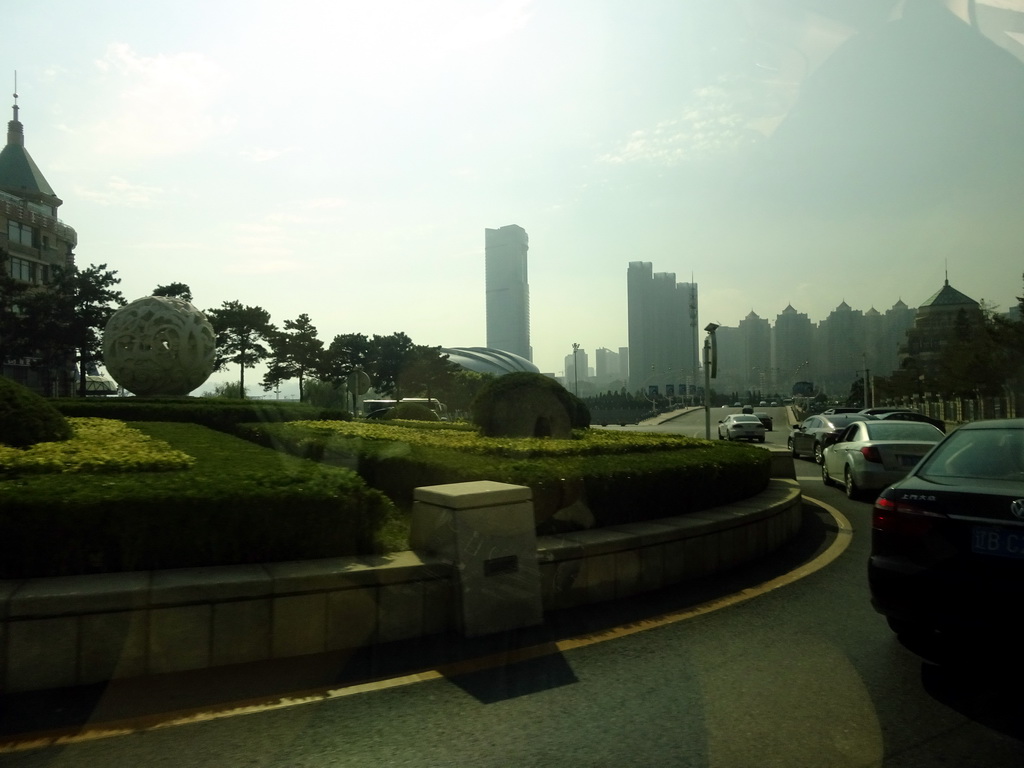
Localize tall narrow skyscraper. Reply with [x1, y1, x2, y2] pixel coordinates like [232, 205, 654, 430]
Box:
[485, 225, 531, 361]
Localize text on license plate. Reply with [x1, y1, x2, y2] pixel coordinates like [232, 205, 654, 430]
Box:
[972, 526, 1024, 559]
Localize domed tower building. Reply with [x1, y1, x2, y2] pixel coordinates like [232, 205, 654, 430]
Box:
[0, 88, 78, 395]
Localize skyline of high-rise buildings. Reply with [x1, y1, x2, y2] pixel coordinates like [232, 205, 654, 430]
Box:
[484, 224, 531, 363]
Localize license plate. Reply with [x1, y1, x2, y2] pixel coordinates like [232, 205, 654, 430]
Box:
[972, 526, 1024, 559]
[898, 454, 921, 468]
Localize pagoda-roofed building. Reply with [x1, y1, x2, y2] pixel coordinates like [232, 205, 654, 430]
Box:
[899, 277, 984, 384]
[1, 89, 78, 395]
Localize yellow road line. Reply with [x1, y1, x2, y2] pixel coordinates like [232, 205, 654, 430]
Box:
[0, 499, 852, 753]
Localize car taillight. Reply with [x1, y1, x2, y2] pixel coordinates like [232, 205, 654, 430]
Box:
[860, 445, 882, 463]
[872, 495, 944, 535]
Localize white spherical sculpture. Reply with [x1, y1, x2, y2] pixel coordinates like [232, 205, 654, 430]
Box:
[103, 296, 216, 397]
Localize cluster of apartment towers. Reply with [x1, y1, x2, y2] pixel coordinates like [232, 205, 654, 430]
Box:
[486, 224, 986, 399]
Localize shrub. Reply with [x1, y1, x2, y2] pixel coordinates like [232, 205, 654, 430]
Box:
[0, 376, 73, 448]
[241, 420, 772, 529]
[471, 372, 588, 437]
[53, 397, 352, 430]
[0, 421, 397, 578]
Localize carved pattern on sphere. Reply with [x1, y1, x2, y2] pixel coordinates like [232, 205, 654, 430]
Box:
[103, 296, 216, 396]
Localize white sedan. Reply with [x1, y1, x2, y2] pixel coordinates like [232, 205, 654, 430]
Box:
[718, 414, 766, 442]
[821, 420, 945, 500]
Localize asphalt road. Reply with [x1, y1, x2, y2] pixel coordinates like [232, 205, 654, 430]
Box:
[2, 408, 1022, 766]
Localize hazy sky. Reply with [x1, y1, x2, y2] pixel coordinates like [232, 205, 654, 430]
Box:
[7, 0, 1024, 391]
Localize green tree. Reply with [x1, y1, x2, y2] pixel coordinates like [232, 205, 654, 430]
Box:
[204, 301, 275, 398]
[262, 313, 323, 402]
[202, 381, 247, 399]
[0, 249, 33, 368]
[990, 274, 1024, 388]
[22, 263, 126, 397]
[434, 369, 494, 417]
[152, 282, 193, 302]
[318, 332, 373, 386]
[396, 345, 462, 402]
[303, 378, 347, 409]
[932, 306, 1004, 397]
[368, 332, 416, 398]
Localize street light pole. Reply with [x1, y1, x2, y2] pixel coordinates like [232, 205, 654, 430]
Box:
[703, 323, 719, 439]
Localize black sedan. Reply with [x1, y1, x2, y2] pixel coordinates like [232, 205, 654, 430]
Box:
[869, 419, 1024, 643]
[788, 413, 874, 464]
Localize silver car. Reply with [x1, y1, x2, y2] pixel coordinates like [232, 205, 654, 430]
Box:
[821, 420, 944, 500]
[718, 414, 766, 442]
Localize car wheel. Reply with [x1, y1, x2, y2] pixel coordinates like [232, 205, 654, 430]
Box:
[813, 442, 824, 465]
[844, 467, 863, 501]
[758, 437, 765, 443]
[821, 461, 835, 487]
[788, 437, 798, 458]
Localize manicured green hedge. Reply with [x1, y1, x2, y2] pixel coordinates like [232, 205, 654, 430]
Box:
[53, 397, 351, 430]
[236, 420, 772, 530]
[0, 422, 397, 579]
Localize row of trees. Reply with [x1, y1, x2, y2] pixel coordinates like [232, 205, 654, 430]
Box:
[200, 298, 489, 412]
[1, 259, 492, 411]
[147, 284, 491, 410]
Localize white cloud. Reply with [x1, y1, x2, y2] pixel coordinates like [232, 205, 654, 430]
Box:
[239, 146, 296, 163]
[73, 175, 163, 206]
[599, 78, 764, 167]
[90, 43, 235, 157]
[299, 197, 349, 210]
[222, 258, 303, 275]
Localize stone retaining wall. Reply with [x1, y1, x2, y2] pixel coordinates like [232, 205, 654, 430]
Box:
[0, 479, 800, 694]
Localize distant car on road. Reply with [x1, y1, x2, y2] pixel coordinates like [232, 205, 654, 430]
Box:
[869, 419, 1024, 645]
[821, 420, 945, 500]
[822, 407, 862, 415]
[754, 412, 773, 431]
[789, 413, 874, 463]
[718, 414, 766, 442]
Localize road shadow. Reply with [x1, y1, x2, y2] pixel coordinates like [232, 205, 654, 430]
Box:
[899, 633, 1024, 742]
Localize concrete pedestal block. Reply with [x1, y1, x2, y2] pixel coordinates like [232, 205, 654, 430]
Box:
[412, 481, 543, 637]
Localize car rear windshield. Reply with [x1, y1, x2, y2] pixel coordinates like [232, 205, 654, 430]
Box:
[917, 428, 1024, 481]
[863, 422, 942, 441]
